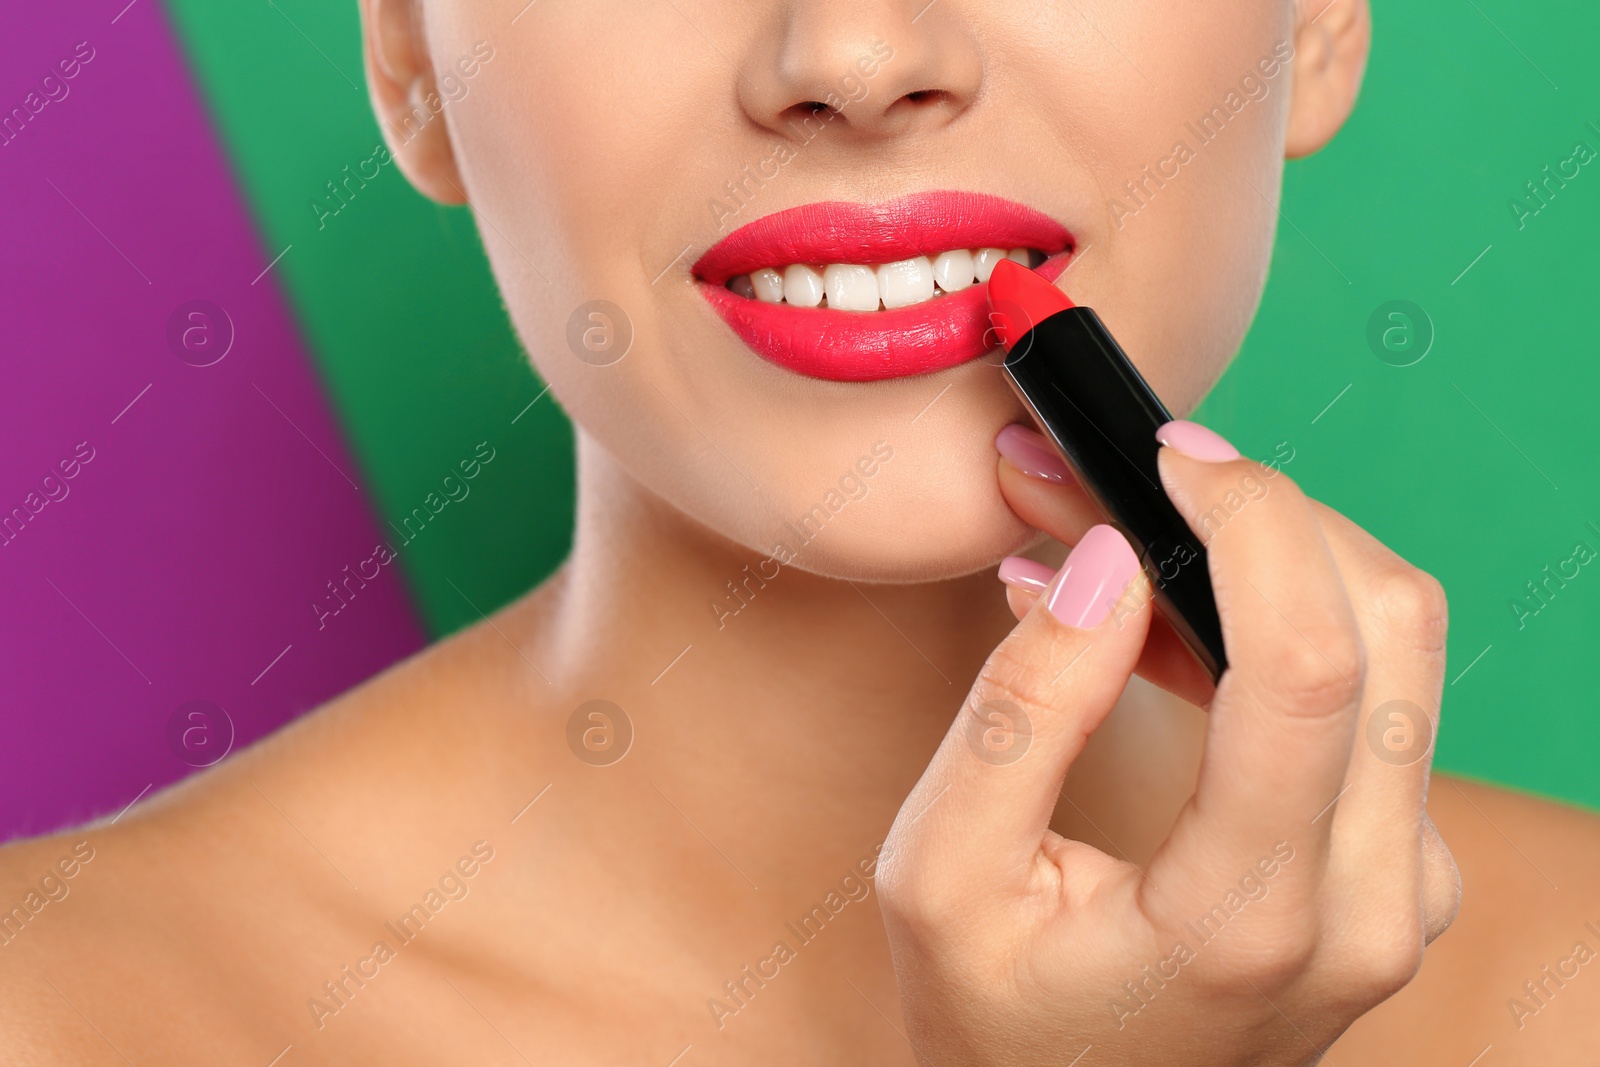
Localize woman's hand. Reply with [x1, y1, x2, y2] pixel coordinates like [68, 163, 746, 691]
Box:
[876, 421, 1461, 1065]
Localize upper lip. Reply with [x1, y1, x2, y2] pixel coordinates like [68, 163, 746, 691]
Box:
[692, 191, 1074, 282]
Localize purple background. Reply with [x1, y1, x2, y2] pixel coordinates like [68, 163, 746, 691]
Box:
[0, 3, 425, 840]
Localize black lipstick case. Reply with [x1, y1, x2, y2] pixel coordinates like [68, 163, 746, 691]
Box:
[1003, 308, 1227, 683]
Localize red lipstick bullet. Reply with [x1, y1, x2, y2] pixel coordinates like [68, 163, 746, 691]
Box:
[987, 258, 1075, 348]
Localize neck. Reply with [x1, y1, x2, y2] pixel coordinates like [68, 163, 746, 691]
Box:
[534, 432, 1019, 886]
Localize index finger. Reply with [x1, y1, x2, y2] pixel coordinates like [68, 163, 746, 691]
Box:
[1150, 430, 1365, 901]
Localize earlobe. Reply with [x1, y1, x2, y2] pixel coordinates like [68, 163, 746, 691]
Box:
[1283, 0, 1371, 159]
[359, 0, 467, 204]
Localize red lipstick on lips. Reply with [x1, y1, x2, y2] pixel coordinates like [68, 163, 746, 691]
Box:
[693, 191, 1073, 382]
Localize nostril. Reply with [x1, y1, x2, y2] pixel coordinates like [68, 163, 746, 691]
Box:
[903, 89, 949, 105]
[778, 100, 842, 128]
[778, 100, 838, 122]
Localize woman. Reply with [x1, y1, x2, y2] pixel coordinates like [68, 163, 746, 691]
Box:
[3, 0, 1598, 1062]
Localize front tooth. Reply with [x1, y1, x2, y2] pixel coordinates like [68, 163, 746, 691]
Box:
[751, 267, 785, 303]
[783, 264, 825, 308]
[878, 256, 935, 309]
[1006, 248, 1032, 265]
[823, 264, 880, 311]
[932, 249, 975, 292]
[974, 248, 1007, 283]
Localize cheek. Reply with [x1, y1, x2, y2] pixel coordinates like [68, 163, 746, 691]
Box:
[1039, 6, 1293, 414]
[438, 0, 727, 334]
[438, 6, 726, 497]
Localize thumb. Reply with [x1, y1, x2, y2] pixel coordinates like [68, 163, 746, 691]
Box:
[885, 525, 1152, 892]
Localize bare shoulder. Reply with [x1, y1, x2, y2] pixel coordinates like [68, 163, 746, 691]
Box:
[0, 832, 110, 1064]
[0, 601, 559, 1064]
[1334, 774, 1600, 1064]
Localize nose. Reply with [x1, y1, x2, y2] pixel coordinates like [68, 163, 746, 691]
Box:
[737, 1, 984, 141]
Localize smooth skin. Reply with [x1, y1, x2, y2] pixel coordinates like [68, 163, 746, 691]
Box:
[4, 0, 1600, 1063]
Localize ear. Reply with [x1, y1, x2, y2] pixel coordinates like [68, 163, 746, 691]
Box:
[1283, 0, 1371, 159]
[358, 0, 466, 203]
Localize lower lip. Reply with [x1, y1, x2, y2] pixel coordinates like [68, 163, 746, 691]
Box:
[698, 254, 1072, 382]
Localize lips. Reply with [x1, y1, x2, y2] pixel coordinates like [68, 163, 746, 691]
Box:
[692, 191, 1074, 382]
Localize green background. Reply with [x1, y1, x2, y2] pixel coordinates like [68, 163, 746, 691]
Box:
[162, 0, 573, 639]
[163, 1, 1599, 808]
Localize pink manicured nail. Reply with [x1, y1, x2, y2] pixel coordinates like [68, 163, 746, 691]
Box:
[1046, 525, 1141, 629]
[995, 424, 1072, 483]
[1155, 420, 1240, 463]
[998, 555, 1055, 594]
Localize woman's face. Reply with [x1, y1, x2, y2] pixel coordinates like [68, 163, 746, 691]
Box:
[387, 0, 1319, 582]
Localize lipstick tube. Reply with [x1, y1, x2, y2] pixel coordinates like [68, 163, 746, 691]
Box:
[989, 260, 1227, 683]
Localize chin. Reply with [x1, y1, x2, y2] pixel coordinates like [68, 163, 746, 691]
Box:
[755, 459, 1041, 585]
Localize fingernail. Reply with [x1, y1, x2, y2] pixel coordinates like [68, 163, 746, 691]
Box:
[998, 555, 1055, 593]
[995, 424, 1072, 483]
[1155, 419, 1240, 463]
[1046, 525, 1141, 629]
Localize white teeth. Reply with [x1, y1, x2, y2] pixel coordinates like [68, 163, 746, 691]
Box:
[931, 249, 975, 293]
[824, 263, 880, 312]
[973, 248, 1007, 283]
[751, 267, 785, 303]
[783, 264, 825, 308]
[729, 246, 1047, 310]
[879, 256, 935, 310]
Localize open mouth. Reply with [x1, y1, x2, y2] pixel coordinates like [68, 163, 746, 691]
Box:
[693, 191, 1074, 382]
